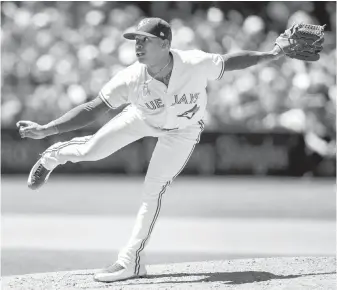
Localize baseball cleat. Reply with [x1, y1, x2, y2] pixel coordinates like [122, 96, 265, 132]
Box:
[27, 158, 52, 190]
[94, 262, 147, 282]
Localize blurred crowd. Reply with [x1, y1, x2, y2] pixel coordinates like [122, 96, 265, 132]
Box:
[1, 2, 336, 149]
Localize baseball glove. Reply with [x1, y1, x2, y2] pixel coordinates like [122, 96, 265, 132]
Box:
[275, 23, 326, 61]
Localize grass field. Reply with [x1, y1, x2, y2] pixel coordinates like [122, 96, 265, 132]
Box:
[1, 175, 335, 276]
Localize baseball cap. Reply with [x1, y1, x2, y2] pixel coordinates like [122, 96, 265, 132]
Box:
[123, 18, 172, 42]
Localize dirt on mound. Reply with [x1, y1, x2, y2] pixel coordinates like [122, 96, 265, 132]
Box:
[2, 257, 336, 290]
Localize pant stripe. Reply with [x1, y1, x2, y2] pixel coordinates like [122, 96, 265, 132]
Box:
[197, 120, 205, 143]
[43, 107, 131, 155]
[134, 181, 170, 275]
[44, 138, 91, 154]
[172, 120, 204, 180]
[134, 120, 205, 274]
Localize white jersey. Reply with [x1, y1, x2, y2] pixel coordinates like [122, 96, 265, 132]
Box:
[99, 49, 225, 130]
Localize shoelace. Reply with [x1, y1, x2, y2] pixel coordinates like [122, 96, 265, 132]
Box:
[105, 263, 124, 272]
[33, 164, 44, 180]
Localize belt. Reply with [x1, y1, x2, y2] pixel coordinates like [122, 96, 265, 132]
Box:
[156, 127, 179, 131]
[146, 121, 179, 131]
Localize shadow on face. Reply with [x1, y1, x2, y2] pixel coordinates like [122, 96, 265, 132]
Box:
[135, 35, 170, 65]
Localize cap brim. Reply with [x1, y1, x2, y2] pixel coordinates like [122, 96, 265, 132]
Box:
[123, 31, 158, 40]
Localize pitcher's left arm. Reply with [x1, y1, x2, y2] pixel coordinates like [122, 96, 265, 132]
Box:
[222, 46, 284, 71]
[223, 23, 326, 71]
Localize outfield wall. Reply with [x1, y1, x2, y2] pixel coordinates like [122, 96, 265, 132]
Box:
[1, 129, 335, 177]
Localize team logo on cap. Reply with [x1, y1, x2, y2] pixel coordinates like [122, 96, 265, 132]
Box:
[138, 19, 151, 29]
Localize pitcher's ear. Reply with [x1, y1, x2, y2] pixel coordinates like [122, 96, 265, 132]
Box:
[162, 39, 170, 48]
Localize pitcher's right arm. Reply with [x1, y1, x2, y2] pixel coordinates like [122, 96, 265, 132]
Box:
[17, 96, 111, 139]
[18, 67, 131, 140]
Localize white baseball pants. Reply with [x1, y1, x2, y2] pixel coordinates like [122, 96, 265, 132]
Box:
[41, 105, 204, 273]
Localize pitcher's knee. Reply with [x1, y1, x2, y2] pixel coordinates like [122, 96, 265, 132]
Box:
[142, 179, 171, 201]
[65, 135, 94, 161]
[75, 144, 98, 161]
[57, 140, 96, 162]
[144, 175, 172, 185]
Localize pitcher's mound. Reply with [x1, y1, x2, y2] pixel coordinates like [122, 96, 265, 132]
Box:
[2, 257, 336, 290]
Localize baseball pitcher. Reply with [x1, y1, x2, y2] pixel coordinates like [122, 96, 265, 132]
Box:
[17, 18, 325, 282]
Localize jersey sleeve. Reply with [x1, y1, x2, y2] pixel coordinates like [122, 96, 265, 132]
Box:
[186, 50, 225, 81]
[200, 52, 225, 81]
[98, 70, 129, 109]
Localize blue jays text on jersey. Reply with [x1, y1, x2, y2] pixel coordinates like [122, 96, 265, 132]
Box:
[99, 49, 225, 130]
